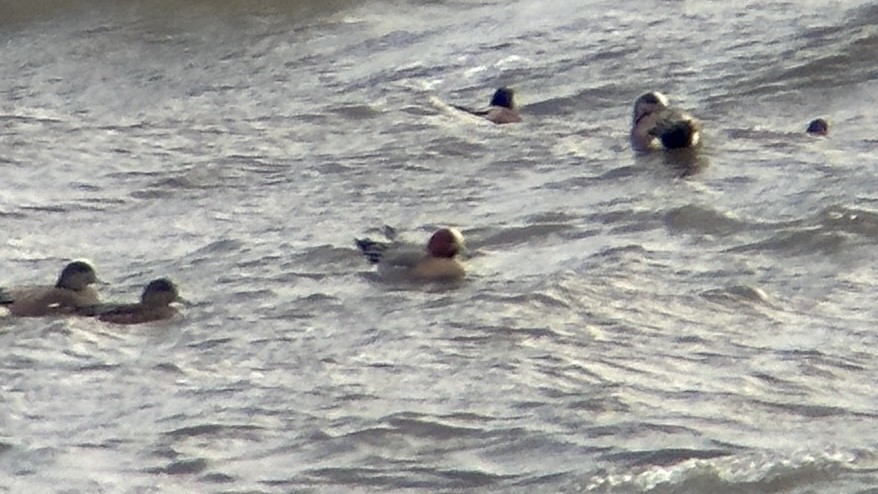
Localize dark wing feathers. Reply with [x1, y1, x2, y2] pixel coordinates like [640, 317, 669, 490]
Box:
[355, 238, 390, 264]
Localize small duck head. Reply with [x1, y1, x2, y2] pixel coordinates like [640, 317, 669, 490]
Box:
[632, 91, 669, 126]
[806, 118, 829, 136]
[427, 228, 465, 259]
[489, 87, 517, 109]
[55, 261, 98, 291]
[141, 278, 180, 307]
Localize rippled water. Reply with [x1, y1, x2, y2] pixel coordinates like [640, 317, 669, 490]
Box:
[2, 0, 878, 492]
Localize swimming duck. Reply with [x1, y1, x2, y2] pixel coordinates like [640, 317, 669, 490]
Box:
[355, 227, 466, 281]
[0, 261, 100, 317]
[76, 278, 180, 324]
[452, 87, 522, 124]
[806, 118, 829, 136]
[631, 91, 702, 152]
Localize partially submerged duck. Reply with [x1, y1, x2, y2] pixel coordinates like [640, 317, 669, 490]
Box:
[631, 91, 702, 152]
[0, 261, 100, 316]
[355, 227, 466, 281]
[806, 118, 829, 136]
[76, 278, 181, 324]
[452, 87, 522, 124]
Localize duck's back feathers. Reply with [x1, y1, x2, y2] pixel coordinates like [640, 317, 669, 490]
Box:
[77, 302, 178, 324]
[485, 107, 522, 124]
[99, 306, 178, 325]
[450, 103, 485, 116]
[3, 285, 99, 316]
[75, 302, 126, 317]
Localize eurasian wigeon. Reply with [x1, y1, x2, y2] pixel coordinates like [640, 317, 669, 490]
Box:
[806, 118, 829, 136]
[0, 260, 100, 317]
[631, 91, 702, 152]
[76, 278, 180, 324]
[453, 87, 522, 124]
[355, 227, 466, 281]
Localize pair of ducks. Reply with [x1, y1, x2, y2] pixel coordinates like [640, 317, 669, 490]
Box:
[0, 261, 180, 324]
[628, 91, 830, 148]
[457, 87, 703, 150]
[457, 88, 830, 149]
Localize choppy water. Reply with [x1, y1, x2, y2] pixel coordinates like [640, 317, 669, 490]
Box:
[2, 0, 878, 492]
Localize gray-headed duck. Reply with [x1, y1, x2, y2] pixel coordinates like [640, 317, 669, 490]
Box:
[355, 227, 466, 281]
[631, 91, 702, 152]
[76, 278, 180, 324]
[0, 261, 100, 317]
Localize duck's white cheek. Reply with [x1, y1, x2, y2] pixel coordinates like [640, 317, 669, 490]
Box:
[691, 130, 701, 146]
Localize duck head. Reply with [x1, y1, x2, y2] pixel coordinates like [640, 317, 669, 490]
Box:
[141, 278, 180, 307]
[55, 261, 98, 291]
[490, 87, 516, 109]
[427, 228, 465, 258]
[632, 91, 669, 126]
